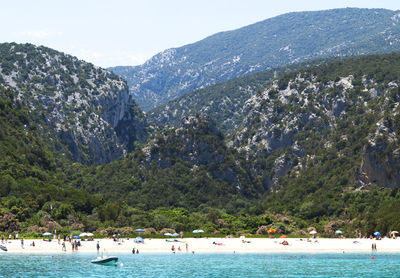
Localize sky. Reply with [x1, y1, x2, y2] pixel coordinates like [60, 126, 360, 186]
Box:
[1, 0, 399, 67]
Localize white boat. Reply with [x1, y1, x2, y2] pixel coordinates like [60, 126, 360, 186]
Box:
[91, 255, 118, 266]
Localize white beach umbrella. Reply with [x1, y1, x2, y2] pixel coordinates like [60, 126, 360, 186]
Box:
[309, 230, 317, 235]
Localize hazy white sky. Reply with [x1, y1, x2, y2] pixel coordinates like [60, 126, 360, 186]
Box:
[1, 0, 398, 67]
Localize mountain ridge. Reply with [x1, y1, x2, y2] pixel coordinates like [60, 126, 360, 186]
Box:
[110, 8, 400, 111]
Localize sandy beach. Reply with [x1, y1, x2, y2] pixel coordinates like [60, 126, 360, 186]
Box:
[1, 237, 400, 254]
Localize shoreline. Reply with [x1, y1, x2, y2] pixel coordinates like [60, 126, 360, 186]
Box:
[0, 238, 398, 255]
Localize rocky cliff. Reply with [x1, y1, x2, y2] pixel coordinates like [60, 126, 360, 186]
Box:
[0, 43, 147, 164]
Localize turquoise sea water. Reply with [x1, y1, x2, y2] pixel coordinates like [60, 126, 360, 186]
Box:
[0, 253, 398, 277]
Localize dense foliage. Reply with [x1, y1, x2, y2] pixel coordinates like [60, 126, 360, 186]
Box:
[0, 88, 102, 233]
[69, 116, 264, 210]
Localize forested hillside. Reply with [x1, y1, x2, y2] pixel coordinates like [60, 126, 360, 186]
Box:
[231, 53, 400, 234]
[69, 52, 400, 236]
[0, 87, 102, 234]
[2, 44, 400, 237]
[69, 115, 264, 210]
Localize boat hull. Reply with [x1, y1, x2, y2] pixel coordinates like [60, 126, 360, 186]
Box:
[91, 256, 118, 266]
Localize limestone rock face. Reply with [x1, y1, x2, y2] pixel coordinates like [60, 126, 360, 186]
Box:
[358, 142, 400, 188]
[0, 43, 147, 164]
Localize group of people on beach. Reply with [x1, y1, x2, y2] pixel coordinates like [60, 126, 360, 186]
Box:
[1, 233, 19, 243]
[171, 243, 189, 253]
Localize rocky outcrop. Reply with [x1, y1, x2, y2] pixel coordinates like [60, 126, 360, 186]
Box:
[141, 115, 263, 197]
[144, 115, 225, 167]
[357, 145, 400, 188]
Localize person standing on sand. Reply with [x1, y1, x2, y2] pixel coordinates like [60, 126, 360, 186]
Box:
[96, 241, 100, 253]
[186, 243, 188, 252]
[171, 245, 175, 253]
[21, 237, 24, 249]
[372, 242, 377, 252]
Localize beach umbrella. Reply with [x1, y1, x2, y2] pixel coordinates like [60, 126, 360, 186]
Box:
[72, 236, 80, 239]
[193, 229, 204, 233]
[335, 230, 343, 234]
[391, 231, 399, 234]
[134, 236, 144, 243]
[79, 233, 88, 237]
[135, 229, 145, 232]
[280, 235, 288, 238]
[86, 232, 94, 237]
[374, 232, 381, 236]
[164, 232, 173, 236]
[309, 231, 317, 235]
[42, 232, 52, 236]
[171, 233, 179, 237]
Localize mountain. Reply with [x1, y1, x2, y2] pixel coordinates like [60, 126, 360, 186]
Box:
[228, 52, 400, 225]
[3, 43, 400, 235]
[110, 8, 400, 111]
[147, 59, 332, 133]
[0, 43, 147, 165]
[0, 86, 265, 233]
[75, 51, 400, 234]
